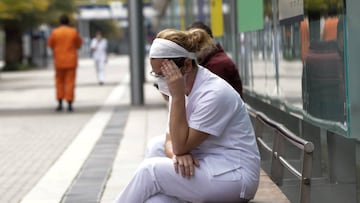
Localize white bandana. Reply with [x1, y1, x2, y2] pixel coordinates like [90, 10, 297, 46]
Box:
[149, 38, 196, 59]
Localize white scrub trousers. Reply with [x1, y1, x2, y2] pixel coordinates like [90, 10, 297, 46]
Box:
[113, 157, 248, 203]
[95, 59, 106, 84]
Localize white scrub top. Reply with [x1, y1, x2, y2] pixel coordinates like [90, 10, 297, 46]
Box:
[181, 66, 260, 183]
[90, 38, 107, 61]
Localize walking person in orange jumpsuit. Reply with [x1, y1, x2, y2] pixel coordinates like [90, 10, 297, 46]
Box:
[47, 14, 83, 112]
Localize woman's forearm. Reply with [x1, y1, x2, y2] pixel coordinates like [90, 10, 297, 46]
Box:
[169, 95, 189, 155]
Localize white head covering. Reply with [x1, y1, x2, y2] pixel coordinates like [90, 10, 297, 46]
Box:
[149, 38, 196, 59]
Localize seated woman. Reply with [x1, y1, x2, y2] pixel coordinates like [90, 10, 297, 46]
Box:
[114, 28, 260, 203]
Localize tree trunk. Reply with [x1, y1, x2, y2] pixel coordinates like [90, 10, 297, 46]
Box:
[3, 22, 23, 70]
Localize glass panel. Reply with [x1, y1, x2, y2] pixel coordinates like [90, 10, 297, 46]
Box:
[346, 0, 360, 138]
[300, 1, 346, 125]
[242, 0, 347, 135]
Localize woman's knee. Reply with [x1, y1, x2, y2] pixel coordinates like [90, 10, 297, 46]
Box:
[145, 135, 166, 158]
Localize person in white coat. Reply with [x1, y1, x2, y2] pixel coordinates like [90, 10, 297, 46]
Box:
[90, 31, 108, 85]
[114, 28, 260, 203]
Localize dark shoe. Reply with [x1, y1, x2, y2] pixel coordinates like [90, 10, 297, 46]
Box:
[55, 105, 63, 112]
[56, 99, 63, 112]
[67, 102, 73, 112]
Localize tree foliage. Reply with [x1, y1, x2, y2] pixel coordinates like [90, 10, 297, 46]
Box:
[0, 0, 76, 70]
[0, 0, 77, 27]
[74, 0, 151, 6]
[0, 0, 49, 19]
[46, 0, 77, 26]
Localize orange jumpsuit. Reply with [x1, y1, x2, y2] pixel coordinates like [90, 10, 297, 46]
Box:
[322, 17, 339, 41]
[47, 25, 82, 102]
[300, 18, 309, 63]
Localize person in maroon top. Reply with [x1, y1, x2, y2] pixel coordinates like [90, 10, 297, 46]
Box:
[187, 21, 244, 98]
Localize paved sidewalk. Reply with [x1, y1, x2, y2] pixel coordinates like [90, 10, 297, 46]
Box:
[0, 55, 138, 203]
[100, 86, 168, 203]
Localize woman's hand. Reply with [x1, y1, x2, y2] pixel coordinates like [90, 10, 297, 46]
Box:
[161, 59, 185, 97]
[172, 154, 200, 178]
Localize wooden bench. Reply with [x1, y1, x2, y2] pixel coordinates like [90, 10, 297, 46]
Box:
[250, 169, 291, 203]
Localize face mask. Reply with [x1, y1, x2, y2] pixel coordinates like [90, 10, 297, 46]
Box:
[157, 77, 170, 96]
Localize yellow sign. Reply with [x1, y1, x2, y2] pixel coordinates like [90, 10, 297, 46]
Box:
[179, 0, 185, 30]
[210, 0, 224, 37]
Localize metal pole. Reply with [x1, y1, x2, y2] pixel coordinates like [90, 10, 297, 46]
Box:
[197, 0, 205, 22]
[300, 142, 314, 203]
[272, 0, 280, 95]
[243, 32, 250, 86]
[129, 1, 144, 105]
[229, 0, 239, 70]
